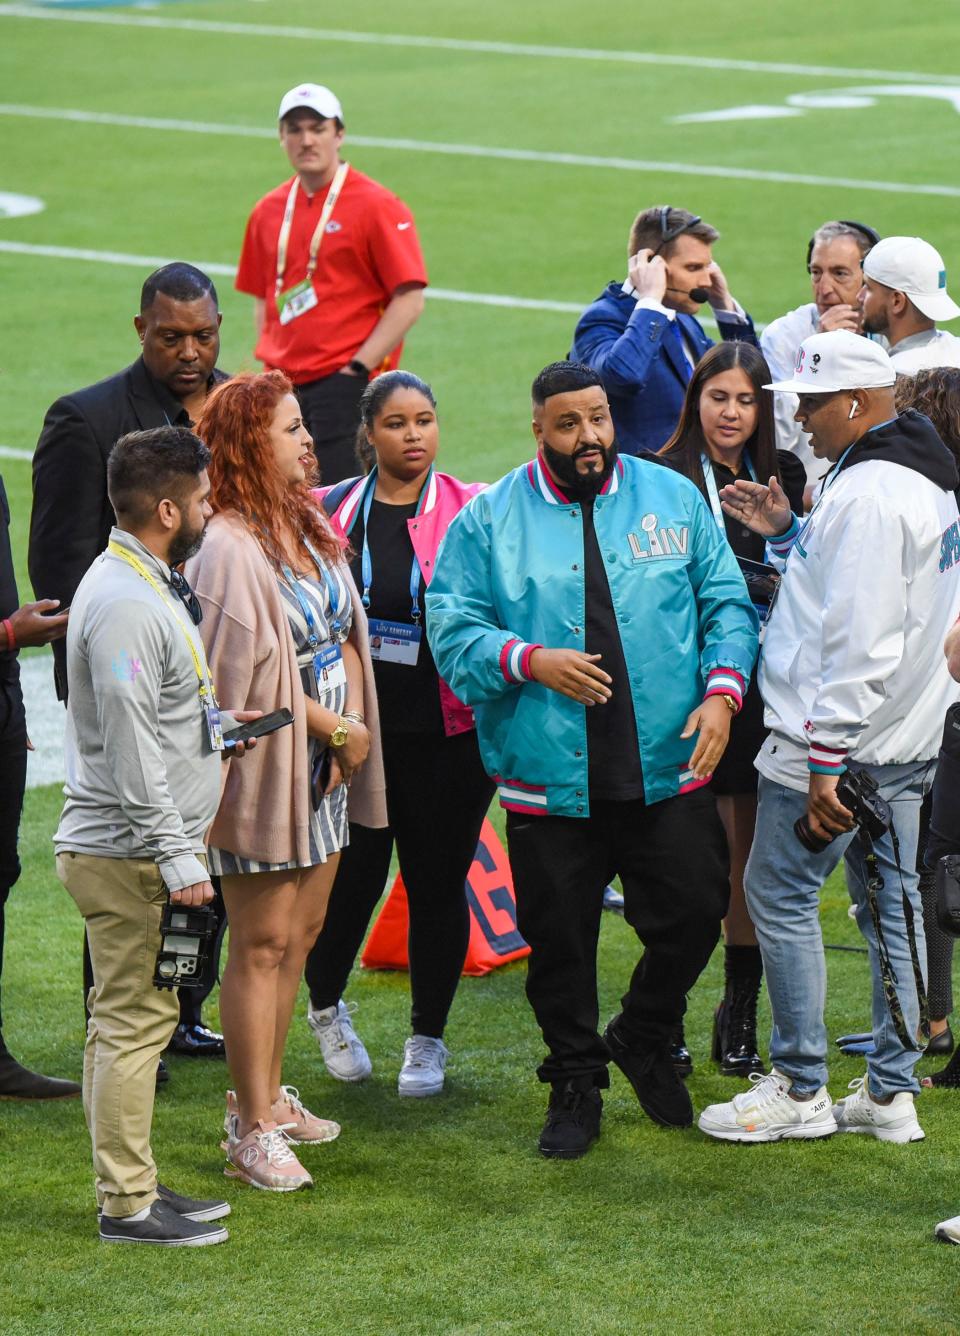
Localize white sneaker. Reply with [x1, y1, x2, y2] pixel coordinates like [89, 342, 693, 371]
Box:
[832, 1076, 925, 1144]
[307, 1000, 372, 1083]
[398, 1035, 448, 1098]
[935, 1214, 960, 1244]
[698, 1068, 838, 1142]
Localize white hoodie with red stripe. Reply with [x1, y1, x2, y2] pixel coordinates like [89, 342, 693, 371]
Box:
[756, 411, 960, 794]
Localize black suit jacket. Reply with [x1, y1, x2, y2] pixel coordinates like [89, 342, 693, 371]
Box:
[28, 358, 227, 697]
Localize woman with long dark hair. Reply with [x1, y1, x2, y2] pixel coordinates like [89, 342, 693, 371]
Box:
[187, 371, 386, 1191]
[660, 342, 805, 1076]
[303, 370, 494, 1098]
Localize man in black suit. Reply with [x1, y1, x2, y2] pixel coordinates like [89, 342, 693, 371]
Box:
[29, 262, 228, 1059]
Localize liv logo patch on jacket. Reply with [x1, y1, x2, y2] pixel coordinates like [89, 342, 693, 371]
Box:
[627, 513, 690, 560]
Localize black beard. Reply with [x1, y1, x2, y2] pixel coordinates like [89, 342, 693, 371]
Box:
[541, 439, 618, 500]
[168, 522, 207, 566]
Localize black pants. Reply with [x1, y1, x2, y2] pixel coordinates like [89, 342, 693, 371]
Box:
[296, 370, 367, 486]
[0, 676, 27, 1036]
[305, 729, 495, 1038]
[506, 788, 730, 1087]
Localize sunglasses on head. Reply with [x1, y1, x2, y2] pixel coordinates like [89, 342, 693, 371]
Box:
[652, 205, 703, 256]
[169, 569, 203, 626]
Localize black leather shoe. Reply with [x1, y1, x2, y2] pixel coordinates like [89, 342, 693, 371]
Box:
[926, 1024, 955, 1058]
[922, 1044, 960, 1089]
[538, 1081, 602, 1159]
[167, 1023, 226, 1057]
[0, 1054, 81, 1100]
[603, 1016, 693, 1128]
[670, 1022, 693, 1079]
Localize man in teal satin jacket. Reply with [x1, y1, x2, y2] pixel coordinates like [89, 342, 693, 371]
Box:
[427, 361, 757, 1159]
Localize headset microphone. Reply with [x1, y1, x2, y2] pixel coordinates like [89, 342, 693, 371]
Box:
[666, 285, 711, 304]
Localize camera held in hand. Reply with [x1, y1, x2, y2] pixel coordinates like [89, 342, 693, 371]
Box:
[153, 901, 217, 990]
[794, 767, 891, 854]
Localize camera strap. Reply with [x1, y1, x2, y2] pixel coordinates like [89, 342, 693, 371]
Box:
[858, 822, 930, 1052]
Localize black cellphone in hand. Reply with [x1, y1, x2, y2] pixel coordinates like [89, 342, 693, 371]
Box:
[223, 707, 294, 748]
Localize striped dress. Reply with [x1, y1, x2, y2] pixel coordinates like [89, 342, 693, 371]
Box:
[208, 560, 352, 875]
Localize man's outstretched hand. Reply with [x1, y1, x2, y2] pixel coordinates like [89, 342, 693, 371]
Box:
[6, 600, 69, 648]
[719, 476, 794, 538]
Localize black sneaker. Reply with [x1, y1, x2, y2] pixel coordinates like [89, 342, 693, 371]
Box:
[604, 1015, 693, 1128]
[167, 1023, 226, 1057]
[99, 1199, 228, 1246]
[538, 1081, 602, 1159]
[98, 1184, 231, 1224]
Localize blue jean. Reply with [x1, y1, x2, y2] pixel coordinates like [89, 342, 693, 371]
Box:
[745, 762, 934, 1097]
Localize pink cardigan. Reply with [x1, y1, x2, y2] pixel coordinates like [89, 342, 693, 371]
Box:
[186, 512, 387, 866]
[315, 469, 485, 737]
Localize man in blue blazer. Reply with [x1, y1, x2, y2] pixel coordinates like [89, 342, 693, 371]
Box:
[571, 206, 759, 455]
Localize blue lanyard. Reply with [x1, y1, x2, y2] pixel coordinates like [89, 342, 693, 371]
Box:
[358, 467, 430, 624]
[281, 541, 346, 645]
[700, 451, 757, 529]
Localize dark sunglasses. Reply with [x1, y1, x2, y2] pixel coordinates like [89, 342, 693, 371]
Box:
[652, 205, 702, 256]
[169, 569, 203, 626]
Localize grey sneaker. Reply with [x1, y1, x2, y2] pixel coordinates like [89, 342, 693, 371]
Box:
[307, 999, 372, 1082]
[99, 1199, 228, 1246]
[398, 1035, 448, 1098]
[98, 1183, 230, 1224]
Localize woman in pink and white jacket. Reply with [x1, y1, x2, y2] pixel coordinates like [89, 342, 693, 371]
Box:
[304, 371, 493, 1097]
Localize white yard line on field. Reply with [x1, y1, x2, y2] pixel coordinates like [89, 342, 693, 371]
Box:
[1, 104, 958, 199]
[0, 445, 32, 461]
[0, 5, 957, 85]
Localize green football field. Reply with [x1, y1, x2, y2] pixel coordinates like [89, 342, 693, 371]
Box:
[2, 1, 960, 1330]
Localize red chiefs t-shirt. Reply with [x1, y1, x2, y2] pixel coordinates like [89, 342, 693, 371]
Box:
[236, 166, 428, 383]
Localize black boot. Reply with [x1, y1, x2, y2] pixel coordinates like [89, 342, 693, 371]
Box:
[712, 945, 766, 1078]
[0, 1034, 81, 1101]
[670, 1021, 693, 1078]
[538, 1080, 602, 1159]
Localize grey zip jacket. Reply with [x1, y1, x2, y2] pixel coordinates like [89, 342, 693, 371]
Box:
[55, 528, 223, 891]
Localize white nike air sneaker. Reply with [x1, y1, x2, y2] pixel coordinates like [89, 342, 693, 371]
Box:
[397, 1035, 448, 1097]
[698, 1068, 838, 1142]
[307, 1000, 372, 1083]
[935, 1214, 960, 1244]
[831, 1076, 925, 1143]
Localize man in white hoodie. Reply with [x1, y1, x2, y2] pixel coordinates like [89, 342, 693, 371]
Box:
[697, 331, 960, 1147]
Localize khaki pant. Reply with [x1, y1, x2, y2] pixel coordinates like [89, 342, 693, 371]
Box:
[57, 852, 180, 1219]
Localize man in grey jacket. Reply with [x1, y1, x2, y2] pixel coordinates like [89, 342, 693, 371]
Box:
[55, 426, 254, 1247]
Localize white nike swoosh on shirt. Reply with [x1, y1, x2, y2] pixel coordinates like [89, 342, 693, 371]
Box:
[397, 222, 411, 230]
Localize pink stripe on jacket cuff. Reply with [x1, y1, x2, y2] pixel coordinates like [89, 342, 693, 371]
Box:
[499, 639, 542, 684]
[807, 740, 848, 774]
[704, 668, 744, 712]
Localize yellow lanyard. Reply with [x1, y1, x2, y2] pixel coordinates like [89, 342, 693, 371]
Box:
[107, 542, 216, 705]
[274, 161, 350, 297]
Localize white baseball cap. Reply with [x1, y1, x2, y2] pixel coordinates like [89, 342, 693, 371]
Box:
[862, 236, 960, 322]
[278, 83, 343, 124]
[764, 330, 896, 394]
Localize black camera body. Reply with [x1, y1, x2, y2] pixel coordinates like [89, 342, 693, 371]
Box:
[153, 902, 217, 991]
[795, 767, 891, 854]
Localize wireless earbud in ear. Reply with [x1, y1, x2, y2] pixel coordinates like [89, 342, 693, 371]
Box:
[848, 399, 859, 420]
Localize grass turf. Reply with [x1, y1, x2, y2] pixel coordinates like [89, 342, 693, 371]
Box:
[3, 0, 960, 1329]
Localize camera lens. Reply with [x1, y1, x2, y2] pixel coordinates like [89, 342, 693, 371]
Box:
[158, 959, 177, 979]
[794, 815, 833, 854]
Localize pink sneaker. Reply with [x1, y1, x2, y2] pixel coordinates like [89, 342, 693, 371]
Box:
[272, 1086, 341, 1144]
[220, 1116, 312, 1192]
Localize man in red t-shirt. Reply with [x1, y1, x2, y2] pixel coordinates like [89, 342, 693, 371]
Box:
[236, 83, 428, 482]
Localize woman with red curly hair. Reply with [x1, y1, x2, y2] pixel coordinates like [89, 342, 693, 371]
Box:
[187, 371, 386, 1193]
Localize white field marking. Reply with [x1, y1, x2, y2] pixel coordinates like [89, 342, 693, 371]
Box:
[0, 239, 588, 315]
[675, 82, 960, 124]
[0, 190, 44, 219]
[0, 445, 33, 461]
[2, 103, 960, 199]
[0, 4, 958, 85]
[20, 653, 65, 791]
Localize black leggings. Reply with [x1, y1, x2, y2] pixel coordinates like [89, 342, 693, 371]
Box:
[919, 792, 955, 1019]
[305, 729, 494, 1038]
[0, 677, 27, 1035]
